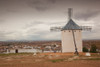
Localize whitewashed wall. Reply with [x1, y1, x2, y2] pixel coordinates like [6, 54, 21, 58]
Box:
[8, 49, 42, 53]
[61, 30, 82, 52]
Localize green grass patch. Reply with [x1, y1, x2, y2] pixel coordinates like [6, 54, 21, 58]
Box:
[91, 54, 100, 57]
[0, 53, 32, 56]
[44, 55, 48, 57]
[50, 59, 64, 63]
[82, 58, 100, 60]
[74, 57, 100, 61]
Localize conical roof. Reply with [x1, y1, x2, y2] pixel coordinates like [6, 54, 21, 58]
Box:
[62, 19, 82, 30]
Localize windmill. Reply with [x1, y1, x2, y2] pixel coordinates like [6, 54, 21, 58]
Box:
[50, 8, 92, 55]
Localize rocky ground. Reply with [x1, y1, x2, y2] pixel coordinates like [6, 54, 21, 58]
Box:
[0, 53, 100, 67]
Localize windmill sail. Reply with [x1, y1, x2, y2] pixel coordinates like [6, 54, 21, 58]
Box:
[50, 8, 92, 32]
[49, 8, 92, 55]
[50, 26, 92, 31]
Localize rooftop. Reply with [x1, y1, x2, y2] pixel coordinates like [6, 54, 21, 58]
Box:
[62, 19, 82, 30]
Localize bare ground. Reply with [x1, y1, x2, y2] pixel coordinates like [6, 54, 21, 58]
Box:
[0, 53, 100, 67]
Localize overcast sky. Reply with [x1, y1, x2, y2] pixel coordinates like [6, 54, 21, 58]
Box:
[0, 0, 100, 41]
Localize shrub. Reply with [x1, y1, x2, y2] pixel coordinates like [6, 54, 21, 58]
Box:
[83, 47, 89, 52]
[90, 44, 97, 53]
[50, 59, 64, 63]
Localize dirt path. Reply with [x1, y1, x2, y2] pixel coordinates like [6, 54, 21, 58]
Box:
[0, 60, 100, 67]
[0, 53, 100, 67]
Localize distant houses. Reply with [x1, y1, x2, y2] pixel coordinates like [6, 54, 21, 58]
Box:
[0, 41, 61, 53]
[0, 40, 100, 53]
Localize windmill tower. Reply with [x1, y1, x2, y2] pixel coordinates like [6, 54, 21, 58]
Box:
[50, 8, 92, 55]
[61, 8, 82, 54]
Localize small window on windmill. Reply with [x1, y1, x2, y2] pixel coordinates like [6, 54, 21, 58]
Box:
[64, 31, 65, 32]
[79, 30, 81, 32]
[74, 30, 76, 32]
[69, 30, 70, 32]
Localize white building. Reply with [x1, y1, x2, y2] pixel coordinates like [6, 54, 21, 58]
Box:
[61, 19, 82, 53]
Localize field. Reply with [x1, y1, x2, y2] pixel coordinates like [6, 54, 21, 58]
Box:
[0, 53, 100, 67]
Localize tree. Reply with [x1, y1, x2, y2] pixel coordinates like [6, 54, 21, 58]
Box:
[83, 47, 88, 52]
[41, 45, 45, 53]
[90, 44, 97, 53]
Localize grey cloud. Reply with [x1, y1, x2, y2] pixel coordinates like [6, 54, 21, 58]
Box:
[29, 21, 45, 25]
[93, 22, 100, 32]
[0, 30, 26, 41]
[74, 10, 100, 21]
[0, 19, 5, 23]
[26, 29, 60, 40]
[82, 18, 100, 39]
[0, 31, 14, 41]
[22, 21, 60, 40]
[34, 6, 48, 11]
[83, 30, 100, 39]
[47, 0, 56, 3]
[0, 31, 6, 40]
[6, 9, 18, 13]
[24, 21, 65, 30]
[0, 0, 100, 41]
[27, 0, 56, 11]
[24, 21, 45, 29]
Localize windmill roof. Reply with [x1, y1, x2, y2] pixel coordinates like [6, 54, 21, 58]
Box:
[62, 19, 82, 30]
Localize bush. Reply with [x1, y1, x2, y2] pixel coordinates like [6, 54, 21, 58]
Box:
[90, 44, 97, 53]
[50, 59, 64, 63]
[83, 47, 88, 52]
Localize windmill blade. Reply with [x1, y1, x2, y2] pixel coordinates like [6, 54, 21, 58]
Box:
[50, 26, 62, 32]
[80, 26, 92, 31]
[68, 8, 73, 20]
[50, 26, 92, 32]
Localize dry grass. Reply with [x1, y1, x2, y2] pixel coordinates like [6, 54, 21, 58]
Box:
[0, 52, 100, 67]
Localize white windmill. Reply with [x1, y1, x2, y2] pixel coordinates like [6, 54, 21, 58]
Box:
[50, 8, 92, 55]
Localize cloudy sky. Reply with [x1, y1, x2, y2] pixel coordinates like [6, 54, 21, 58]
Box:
[0, 0, 100, 41]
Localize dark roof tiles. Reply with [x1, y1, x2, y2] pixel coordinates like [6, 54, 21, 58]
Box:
[62, 19, 82, 30]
